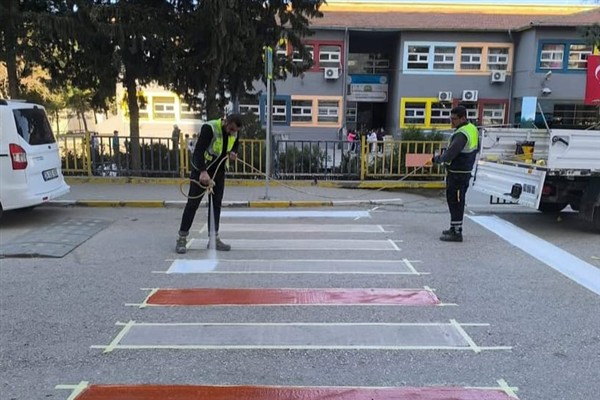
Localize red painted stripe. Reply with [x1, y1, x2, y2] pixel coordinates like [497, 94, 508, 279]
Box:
[146, 288, 440, 306]
[75, 385, 514, 400]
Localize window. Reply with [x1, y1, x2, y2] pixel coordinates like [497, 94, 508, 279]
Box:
[366, 54, 390, 73]
[319, 45, 341, 68]
[346, 102, 357, 123]
[293, 45, 313, 64]
[458, 102, 479, 121]
[553, 104, 599, 128]
[138, 103, 149, 119]
[180, 103, 202, 120]
[482, 104, 506, 126]
[460, 47, 482, 70]
[317, 100, 339, 123]
[407, 46, 430, 70]
[488, 48, 509, 71]
[430, 103, 452, 125]
[153, 97, 176, 119]
[240, 102, 260, 116]
[540, 44, 565, 69]
[433, 46, 455, 70]
[404, 102, 426, 124]
[12, 108, 55, 145]
[264, 99, 288, 123]
[291, 100, 313, 123]
[568, 44, 592, 70]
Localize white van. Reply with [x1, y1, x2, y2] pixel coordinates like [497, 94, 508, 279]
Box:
[0, 99, 70, 217]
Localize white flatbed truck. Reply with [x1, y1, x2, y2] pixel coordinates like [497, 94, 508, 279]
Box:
[472, 127, 600, 232]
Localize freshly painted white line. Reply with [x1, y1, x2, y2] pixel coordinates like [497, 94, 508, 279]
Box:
[219, 223, 383, 232]
[90, 344, 511, 351]
[188, 239, 397, 251]
[165, 259, 422, 275]
[111, 321, 490, 327]
[221, 210, 370, 218]
[470, 215, 600, 296]
[138, 288, 159, 309]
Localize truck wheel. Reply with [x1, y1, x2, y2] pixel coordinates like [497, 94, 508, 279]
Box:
[538, 202, 568, 213]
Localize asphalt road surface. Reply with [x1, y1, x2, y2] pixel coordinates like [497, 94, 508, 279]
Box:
[1, 195, 598, 400]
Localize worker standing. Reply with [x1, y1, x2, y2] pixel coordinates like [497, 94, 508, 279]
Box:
[431, 106, 479, 242]
[176, 114, 243, 253]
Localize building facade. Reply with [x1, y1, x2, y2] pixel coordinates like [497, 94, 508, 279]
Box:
[98, 2, 600, 140]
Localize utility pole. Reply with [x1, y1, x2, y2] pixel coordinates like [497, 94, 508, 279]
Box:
[264, 46, 273, 199]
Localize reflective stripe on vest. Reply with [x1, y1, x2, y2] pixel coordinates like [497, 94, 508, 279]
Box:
[204, 119, 237, 164]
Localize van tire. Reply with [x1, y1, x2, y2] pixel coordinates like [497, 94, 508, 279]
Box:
[538, 202, 568, 213]
[594, 207, 600, 232]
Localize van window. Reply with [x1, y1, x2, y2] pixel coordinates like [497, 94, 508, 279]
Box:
[12, 108, 56, 145]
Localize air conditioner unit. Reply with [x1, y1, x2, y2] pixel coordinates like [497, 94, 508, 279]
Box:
[462, 90, 479, 102]
[490, 70, 507, 83]
[324, 67, 340, 80]
[438, 91, 453, 102]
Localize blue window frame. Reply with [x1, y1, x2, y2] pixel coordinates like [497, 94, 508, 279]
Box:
[259, 95, 291, 126]
[403, 42, 458, 74]
[536, 40, 593, 73]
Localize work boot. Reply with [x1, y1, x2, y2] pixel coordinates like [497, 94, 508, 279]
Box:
[207, 237, 231, 251]
[440, 229, 463, 242]
[176, 235, 188, 254]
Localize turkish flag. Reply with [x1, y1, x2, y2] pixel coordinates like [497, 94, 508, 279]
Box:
[584, 55, 600, 105]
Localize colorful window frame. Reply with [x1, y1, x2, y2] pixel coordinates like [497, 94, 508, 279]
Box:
[403, 42, 512, 74]
[400, 97, 452, 128]
[300, 41, 345, 72]
[401, 98, 508, 128]
[289, 96, 343, 127]
[536, 40, 593, 73]
[259, 95, 291, 126]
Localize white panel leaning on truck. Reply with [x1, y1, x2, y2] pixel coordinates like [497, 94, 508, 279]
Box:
[472, 126, 600, 232]
[0, 99, 70, 217]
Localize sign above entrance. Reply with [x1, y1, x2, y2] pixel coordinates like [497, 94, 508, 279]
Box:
[347, 74, 388, 103]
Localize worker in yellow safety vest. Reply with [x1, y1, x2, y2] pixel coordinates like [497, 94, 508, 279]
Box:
[431, 105, 479, 242]
[176, 114, 243, 253]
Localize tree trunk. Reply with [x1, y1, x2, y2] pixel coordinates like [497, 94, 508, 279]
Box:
[5, 0, 20, 98]
[205, 76, 219, 120]
[125, 75, 141, 171]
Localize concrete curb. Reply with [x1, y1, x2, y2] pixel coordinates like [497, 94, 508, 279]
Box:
[47, 198, 404, 209]
[64, 176, 444, 190]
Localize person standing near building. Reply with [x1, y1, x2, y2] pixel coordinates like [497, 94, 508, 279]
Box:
[430, 106, 479, 242]
[171, 124, 181, 168]
[176, 114, 243, 254]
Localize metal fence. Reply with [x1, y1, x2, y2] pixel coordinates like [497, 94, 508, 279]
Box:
[58, 132, 445, 181]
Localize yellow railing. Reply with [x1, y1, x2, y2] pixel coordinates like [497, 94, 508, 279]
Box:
[58, 132, 445, 181]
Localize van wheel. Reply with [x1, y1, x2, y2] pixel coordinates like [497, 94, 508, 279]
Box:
[538, 202, 568, 213]
[594, 207, 600, 232]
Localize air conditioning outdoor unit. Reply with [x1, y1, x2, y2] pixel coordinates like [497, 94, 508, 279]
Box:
[490, 70, 507, 83]
[324, 67, 340, 80]
[438, 91, 453, 102]
[462, 89, 479, 102]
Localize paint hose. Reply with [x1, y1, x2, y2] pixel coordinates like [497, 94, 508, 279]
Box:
[179, 156, 228, 200]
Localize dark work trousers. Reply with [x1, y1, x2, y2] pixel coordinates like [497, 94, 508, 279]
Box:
[446, 172, 472, 230]
[178, 163, 226, 236]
